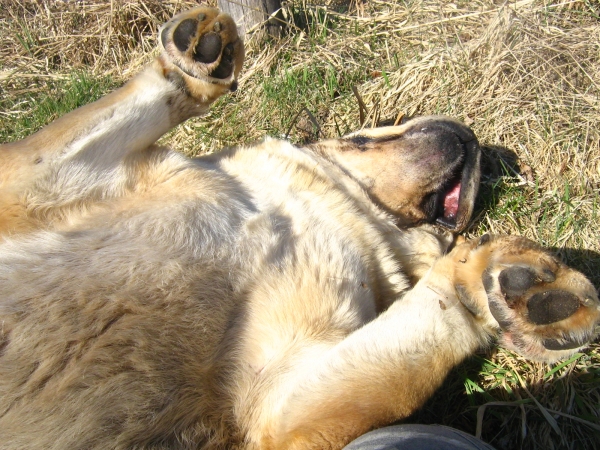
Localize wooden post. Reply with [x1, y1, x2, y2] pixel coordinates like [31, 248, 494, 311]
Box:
[217, 0, 283, 38]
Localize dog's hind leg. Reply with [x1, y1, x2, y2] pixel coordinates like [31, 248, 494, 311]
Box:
[0, 7, 244, 237]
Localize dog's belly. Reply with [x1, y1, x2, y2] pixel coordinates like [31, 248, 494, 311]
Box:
[0, 146, 405, 445]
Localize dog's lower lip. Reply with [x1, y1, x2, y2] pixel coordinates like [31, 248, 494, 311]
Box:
[436, 216, 457, 229]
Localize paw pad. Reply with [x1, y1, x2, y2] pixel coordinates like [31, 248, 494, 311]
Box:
[498, 266, 538, 303]
[159, 7, 243, 85]
[461, 234, 600, 362]
[171, 18, 198, 52]
[194, 33, 222, 64]
[527, 290, 580, 325]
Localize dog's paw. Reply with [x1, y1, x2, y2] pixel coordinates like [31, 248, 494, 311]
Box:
[159, 7, 244, 91]
[450, 235, 600, 362]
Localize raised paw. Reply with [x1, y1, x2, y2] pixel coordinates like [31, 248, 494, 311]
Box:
[451, 235, 600, 362]
[159, 7, 244, 91]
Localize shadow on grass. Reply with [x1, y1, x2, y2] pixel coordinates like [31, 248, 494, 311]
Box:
[470, 143, 521, 229]
[404, 350, 600, 450]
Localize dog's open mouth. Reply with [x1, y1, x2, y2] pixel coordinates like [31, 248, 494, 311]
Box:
[435, 172, 463, 229]
[422, 173, 461, 230]
[423, 135, 480, 232]
[441, 175, 462, 220]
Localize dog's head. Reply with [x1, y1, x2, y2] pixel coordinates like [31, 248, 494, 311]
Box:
[310, 116, 481, 232]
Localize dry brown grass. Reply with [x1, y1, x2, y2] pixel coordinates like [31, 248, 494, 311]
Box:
[1, 0, 599, 449]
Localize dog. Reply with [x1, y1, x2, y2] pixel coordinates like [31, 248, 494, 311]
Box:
[1, 7, 599, 450]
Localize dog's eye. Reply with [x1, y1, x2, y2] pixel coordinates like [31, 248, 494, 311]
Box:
[347, 135, 373, 147]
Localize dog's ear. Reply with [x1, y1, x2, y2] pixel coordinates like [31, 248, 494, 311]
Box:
[309, 116, 481, 231]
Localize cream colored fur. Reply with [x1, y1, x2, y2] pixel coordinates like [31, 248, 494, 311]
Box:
[1, 7, 598, 450]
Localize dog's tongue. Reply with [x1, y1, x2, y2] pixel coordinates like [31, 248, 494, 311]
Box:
[443, 180, 461, 219]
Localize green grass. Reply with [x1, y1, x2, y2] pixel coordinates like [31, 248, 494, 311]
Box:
[0, 72, 116, 143]
[1, 1, 599, 449]
[408, 349, 600, 449]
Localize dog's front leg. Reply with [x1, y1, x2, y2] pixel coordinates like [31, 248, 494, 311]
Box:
[0, 7, 243, 236]
[258, 235, 599, 450]
[261, 269, 487, 449]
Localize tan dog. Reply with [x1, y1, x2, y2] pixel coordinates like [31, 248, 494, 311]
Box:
[1, 7, 599, 450]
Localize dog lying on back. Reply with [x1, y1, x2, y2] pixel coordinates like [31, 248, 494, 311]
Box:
[1, 7, 599, 450]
